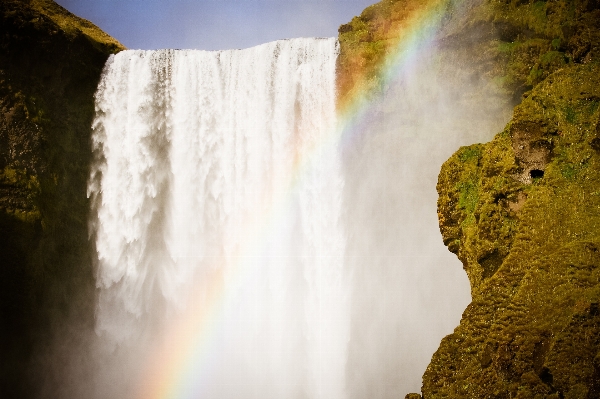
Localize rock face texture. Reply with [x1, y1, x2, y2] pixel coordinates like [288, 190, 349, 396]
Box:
[431, 1, 600, 398]
[338, 0, 600, 397]
[0, 0, 123, 397]
[431, 61, 600, 398]
[2, 0, 600, 397]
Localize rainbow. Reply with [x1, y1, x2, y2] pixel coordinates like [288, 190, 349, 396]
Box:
[135, 0, 451, 397]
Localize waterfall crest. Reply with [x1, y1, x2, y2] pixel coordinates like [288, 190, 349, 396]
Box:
[87, 34, 510, 398]
[89, 38, 348, 399]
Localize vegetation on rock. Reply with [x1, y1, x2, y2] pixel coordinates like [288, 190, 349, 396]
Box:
[337, 0, 442, 107]
[0, 1, 123, 397]
[432, 61, 600, 397]
[339, 0, 600, 397]
[338, 0, 600, 106]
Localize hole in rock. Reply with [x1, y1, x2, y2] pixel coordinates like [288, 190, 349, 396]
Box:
[540, 367, 554, 385]
[530, 169, 544, 179]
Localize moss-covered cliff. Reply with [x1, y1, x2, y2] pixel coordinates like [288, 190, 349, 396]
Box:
[2, 0, 599, 396]
[431, 61, 600, 399]
[338, 0, 599, 106]
[429, 24, 600, 399]
[338, 0, 600, 397]
[0, 0, 123, 397]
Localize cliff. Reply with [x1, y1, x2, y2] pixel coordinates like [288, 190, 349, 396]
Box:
[429, 4, 600, 397]
[430, 61, 600, 398]
[0, 0, 123, 397]
[338, 0, 600, 397]
[2, 0, 599, 397]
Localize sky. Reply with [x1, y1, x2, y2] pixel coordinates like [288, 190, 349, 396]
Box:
[55, 0, 376, 51]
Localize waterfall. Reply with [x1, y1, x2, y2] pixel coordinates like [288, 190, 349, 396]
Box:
[87, 35, 510, 399]
[89, 38, 348, 399]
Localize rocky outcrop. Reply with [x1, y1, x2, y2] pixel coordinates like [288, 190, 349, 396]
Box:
[338, 0, 600, 397]
[338, 0, 600, 106]
[429, 1, 600, 398]
[0, 1, 123, 397]
[430, 60, 600, 398]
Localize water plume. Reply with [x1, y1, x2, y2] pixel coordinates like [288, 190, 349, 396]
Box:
[88, 38, 347, 399]
[341, 42, 511, 396]
[79, 6, 512, 397]
[331, 0, 512, 393]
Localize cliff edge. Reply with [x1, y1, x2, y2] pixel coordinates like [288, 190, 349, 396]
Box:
[432, 64, 600, 398]
[429, 0, 600, 397]
[429, 10, 600, 399]
[0, 0, 123, 397]
[337, 0, 600, 397]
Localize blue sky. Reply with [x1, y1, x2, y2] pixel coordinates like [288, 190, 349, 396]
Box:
[55, 0, 375, 50]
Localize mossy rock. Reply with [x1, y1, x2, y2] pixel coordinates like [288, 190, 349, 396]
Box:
[427, 61, 600, 398]
[337, 0, 600, 397]
[338, 0, 600, 108]
[0, 1, 123, 397]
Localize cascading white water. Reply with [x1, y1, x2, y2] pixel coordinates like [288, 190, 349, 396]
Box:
[89, 38, 348, 399]
[86, 33, 511, 399]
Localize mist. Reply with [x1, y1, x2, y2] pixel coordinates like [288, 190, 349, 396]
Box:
[35, 11, 516, 399]
[342, 40, 511, 395]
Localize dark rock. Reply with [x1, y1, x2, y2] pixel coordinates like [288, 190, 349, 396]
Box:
[0, 1, 123, 397]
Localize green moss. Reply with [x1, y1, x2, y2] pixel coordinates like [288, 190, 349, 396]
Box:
[528, 65, 544, 85]
[531, 1, 548, 24]
[552, 38, 562, 50]
[428, 61, 600, 398]
[560, 163, 577, 179]
[498, 40, 519, 53]
[586, 100, 600, 116]
[458, 146, 482, 163]
[564, 105, 577, 123]
[457, 179, 480, 213]
[540, 50, 566, 66]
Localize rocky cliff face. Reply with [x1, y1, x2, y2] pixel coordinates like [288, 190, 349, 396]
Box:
[2, 0, 599, 397]
[338, 0, 600, 397]
[431, 61, 600, 399]
[429, 13, 600, 399]
[0, 1, 123, 397]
